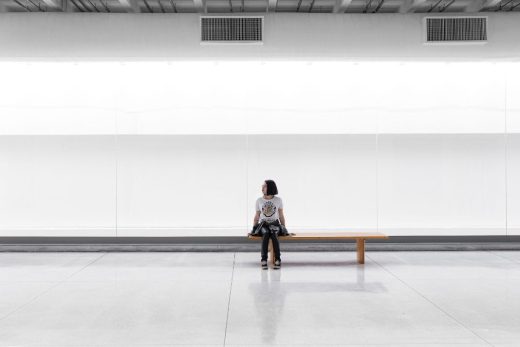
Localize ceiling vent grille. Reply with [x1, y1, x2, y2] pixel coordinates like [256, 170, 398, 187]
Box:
[425, 17, 487, 42]
[201, 17, 263, 42]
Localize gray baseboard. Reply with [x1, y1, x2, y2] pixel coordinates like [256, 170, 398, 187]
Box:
[1, 236, 520, 251]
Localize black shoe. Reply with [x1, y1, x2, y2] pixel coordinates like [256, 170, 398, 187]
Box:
[261, 260, 268, 270]
[273, 259, 281, 269]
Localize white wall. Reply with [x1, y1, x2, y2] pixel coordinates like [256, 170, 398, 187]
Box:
[0, 136, 117, 236]
[377, 134, 507, 236]
[117, 135, 249, 236]
[506, 67, 520, 235]
[0, 13, 519, 237]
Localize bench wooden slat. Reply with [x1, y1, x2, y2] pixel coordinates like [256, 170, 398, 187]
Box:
[248, 232, 388, 240]
[247, 232, 388, 265]
[278, 233, 387, 240]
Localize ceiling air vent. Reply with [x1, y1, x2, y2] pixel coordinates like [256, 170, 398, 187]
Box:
[425, 17, 487, 43]
[201, 17, 263, 43]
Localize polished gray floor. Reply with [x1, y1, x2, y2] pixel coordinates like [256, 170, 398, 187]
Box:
[0, 251, 519, 347]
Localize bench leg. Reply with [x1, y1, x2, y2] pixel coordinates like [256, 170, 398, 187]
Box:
[356, 238, 365, 264]
[268, 239, 275, 264]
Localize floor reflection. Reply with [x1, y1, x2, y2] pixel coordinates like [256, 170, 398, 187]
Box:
[248, 265, 387, 344]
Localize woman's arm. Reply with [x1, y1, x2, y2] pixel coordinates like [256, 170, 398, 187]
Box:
[254, 211, 261, 225]
[279, 208, 286, 226]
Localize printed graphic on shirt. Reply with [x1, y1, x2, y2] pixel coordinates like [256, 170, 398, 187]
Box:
[261, 200, 277, 218]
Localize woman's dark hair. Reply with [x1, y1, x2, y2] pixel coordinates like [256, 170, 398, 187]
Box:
[265, 180, 278, 196]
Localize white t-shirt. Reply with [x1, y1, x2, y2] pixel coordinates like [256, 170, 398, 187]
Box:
[256, 196, 283, 223]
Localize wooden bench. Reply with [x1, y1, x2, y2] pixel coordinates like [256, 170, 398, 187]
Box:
[248, 232, 388, 264]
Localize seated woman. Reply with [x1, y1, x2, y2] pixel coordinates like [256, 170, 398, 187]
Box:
[250, 179, 288, 270]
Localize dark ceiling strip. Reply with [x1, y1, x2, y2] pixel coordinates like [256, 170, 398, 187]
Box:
[296, 0, 303, 11]
[228, 0, 233, 12]
[428, 0, 443, 12]
[308, 0, 315, 11]
[13, 0, 32, 11]
[76, 0, 92, 11]
[77, 0, 90, 10]
[37, 0, 47, 11]
[439, 0, 455, 12]
[363, 0, 374, 13]
[69, 0, 85, 11]
[143, 0, 153, 12]
[495, 0, 514, 10]
[169, 0, 177, 12]
[373, 0, 385, 12]
[84, 0, 100, 11]
[158, 0, 165, 12]
[509, 0, 520, 10]
[26, 0, 44, 11]
[99, 0, 111, 12]
[502, 0, 516, 8]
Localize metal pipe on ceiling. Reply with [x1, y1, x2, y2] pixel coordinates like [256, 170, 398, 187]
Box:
[495, 0, 514, 10]
[363, 0, 374, 13]
[26, 0, 45, 11]
[169, 0, 177, 12]
[158, 0, 165, 12]
[509, 0, 520, 10]
[373, 0, 385, 12]
[69, 0, 86, 10]
[13, 0, 32, 11]
[439, 0, 455, 11]
[428, 0, 443, 12]
[74, 0, 90, 11]
[84, 0, 100, 11]
[98, 0, 111, 12]
[143, 0, 153, 12]
[308, 0, 315, 12]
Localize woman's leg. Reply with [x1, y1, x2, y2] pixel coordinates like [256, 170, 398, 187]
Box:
[260, 226, 271, 261]
[270, 231, 281, 261]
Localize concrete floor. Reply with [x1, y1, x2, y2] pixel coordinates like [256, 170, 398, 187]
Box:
[0, 251, 519, 347]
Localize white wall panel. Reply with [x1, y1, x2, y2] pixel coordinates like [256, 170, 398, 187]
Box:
[0, 62, 117, 135]
[116, 135, 248, 236]
[114, 62, 249, 135]
[115, 61, 379, 135]
[375, 63, 506, 134]
[0, 61, 513, 136]
[0, 108, 116, 136]
[506, 62, 520, 134]
[243, 62, 378, 135]
[247, 135, 377, 231]
[506, 65, 520, 235]
[507, 135, 520, 235]
[0, 136, 116, 236]
[377, 134, 506, 236]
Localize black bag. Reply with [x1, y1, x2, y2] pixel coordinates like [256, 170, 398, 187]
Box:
[268, 221, 289, 236]
[250, 221, 265, 236]
[268, 225, 280, 233]
[250, 220, 289, 237]
[279, 224, 289, 236]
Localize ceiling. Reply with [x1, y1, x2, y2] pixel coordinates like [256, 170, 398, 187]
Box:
[0, 0, 518, 13]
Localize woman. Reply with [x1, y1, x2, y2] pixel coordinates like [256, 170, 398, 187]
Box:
[251, 179, 288, 270]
